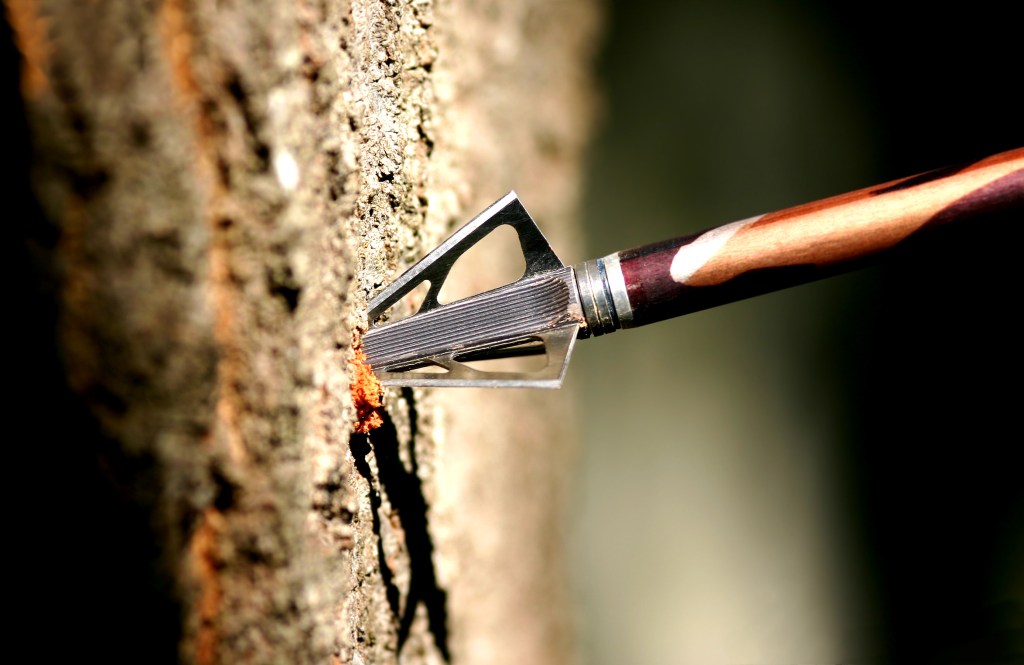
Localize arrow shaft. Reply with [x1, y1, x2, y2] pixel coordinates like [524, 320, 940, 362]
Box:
[578, 148, 1023, 332]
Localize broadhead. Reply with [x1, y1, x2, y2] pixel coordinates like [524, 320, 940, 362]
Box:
[362, 193, 583, 388]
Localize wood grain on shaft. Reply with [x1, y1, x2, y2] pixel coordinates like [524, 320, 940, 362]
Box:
[617, 148, 1024, 326]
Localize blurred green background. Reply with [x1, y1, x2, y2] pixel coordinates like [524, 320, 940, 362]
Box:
[569, 1, 1022, 663]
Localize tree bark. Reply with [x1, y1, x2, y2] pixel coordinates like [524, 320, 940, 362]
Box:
[8, 1, 599, 663]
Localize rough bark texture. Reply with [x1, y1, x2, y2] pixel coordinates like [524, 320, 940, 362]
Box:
[9, 0, 598, 663]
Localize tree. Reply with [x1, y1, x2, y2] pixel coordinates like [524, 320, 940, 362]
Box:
[8, 0, 599, 662]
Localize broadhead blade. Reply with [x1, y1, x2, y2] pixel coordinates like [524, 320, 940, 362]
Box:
[363, 269, 582, 387]
[363, 192, 582, 388]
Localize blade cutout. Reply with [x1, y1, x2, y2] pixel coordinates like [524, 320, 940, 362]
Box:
[366, 192, 563, 326]
[372, 322, 580, 388]
[437, 224, 526, 304]
[452, 338, 548, 373]
[401, 363, 449, 374]
[380, 279, 432, 325]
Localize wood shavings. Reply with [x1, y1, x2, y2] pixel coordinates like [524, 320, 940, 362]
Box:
[350, 343, 384, 434]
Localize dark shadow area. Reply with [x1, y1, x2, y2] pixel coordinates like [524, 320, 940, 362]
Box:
[838, 186, 1024, 663]
[349, 392, 450, 661]
[349, 434, 403, 616]
[6, 13, 183, 663]
[822, 3, 1024, 661]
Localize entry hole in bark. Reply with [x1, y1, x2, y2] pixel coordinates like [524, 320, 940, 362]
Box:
[437, 224, 525, 304]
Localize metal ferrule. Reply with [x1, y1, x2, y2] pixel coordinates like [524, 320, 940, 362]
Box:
[573, 253, 633, 337]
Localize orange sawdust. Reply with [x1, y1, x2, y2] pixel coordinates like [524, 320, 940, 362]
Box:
[350, 344, 384, 434]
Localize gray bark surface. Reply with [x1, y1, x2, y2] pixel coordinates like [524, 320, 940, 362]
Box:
[8, 0, 599, 663]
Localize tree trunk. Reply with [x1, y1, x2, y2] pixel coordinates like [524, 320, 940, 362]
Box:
[8, 1, 599, 663]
